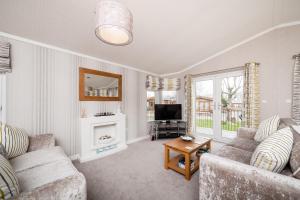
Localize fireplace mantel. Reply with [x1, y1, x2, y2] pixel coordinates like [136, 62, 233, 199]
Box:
[79, 113, 127, 162]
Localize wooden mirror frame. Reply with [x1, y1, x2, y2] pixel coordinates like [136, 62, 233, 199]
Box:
[79, 67, 122, 101]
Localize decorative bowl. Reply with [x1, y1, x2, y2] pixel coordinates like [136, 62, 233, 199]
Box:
[180, 135, 194, 141]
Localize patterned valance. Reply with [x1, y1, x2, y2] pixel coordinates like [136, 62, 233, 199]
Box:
[146, 75, 180, 91]
[0, 41, 11, 73]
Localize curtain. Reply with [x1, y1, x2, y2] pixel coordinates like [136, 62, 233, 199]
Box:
[292, 54, 300, 124]
[184, 74, 193, 134]
[146, 75, 180, 91]
[0, 41, 11, 73]
[243, 62, 260, 128]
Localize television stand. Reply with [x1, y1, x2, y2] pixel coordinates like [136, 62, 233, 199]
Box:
[150, 120, 187, 140]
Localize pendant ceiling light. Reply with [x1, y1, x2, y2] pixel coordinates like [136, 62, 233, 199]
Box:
[95, 0, 133, 46]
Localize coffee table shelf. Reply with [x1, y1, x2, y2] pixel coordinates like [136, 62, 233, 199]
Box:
[167, 154, 200, 176]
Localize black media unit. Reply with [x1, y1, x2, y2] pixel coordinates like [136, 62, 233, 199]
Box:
[150, 120, 187, 140]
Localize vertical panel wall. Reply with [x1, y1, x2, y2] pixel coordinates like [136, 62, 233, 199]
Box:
[0, 36, 148, 156]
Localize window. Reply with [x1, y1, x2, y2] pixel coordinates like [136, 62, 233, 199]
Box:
[161, 91, 177, 104]
[147, 91, 155, 121]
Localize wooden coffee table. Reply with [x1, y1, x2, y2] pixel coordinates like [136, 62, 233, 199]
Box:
[163, 137, 212, 180]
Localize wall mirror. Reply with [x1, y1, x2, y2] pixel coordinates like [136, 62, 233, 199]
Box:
[79, 67, 122, 101]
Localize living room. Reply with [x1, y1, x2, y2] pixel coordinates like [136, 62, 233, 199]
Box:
[0, 0, 300, 199]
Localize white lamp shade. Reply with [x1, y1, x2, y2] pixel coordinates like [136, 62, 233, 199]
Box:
[95, 0, 133, 45]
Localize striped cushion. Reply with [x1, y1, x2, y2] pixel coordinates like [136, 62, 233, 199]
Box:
[0, 154, 19, 199]
[0, 144, 8, 159]
[254, 115, 280, 142]
[0, 123, 29, 159]
[250, 127, 293, 173]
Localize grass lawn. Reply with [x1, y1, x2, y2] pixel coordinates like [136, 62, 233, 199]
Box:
[196, 119, 241, 131]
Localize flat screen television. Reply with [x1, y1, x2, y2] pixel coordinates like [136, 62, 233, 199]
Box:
[155, 104, 182, 121]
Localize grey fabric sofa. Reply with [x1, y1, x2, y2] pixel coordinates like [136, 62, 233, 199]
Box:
[199, 119, 300, 200]
[10, 134, 86, 199]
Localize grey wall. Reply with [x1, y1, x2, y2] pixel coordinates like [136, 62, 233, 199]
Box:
[0, 36, 148, 156]
[175, 25, 300, 120]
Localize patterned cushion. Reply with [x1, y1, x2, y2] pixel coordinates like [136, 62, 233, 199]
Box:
[290, 126, 300, 179]
[0, 154, 19, 199]
[0, 144, 8, 159]
[250, 127, 293, 173]
[0, 123, 29, 159]
[254, 115, 280, 142]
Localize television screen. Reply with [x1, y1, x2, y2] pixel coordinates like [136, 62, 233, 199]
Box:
[155, 104, 182, 120]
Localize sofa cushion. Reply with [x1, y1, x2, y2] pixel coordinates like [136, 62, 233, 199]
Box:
[228, 137, 259, 152]
[0, 123, 29, 159]
[215, 146, 253, 164]
[16, 159, 79, 192]
[254, 114, 280, 142]
[290, 126, 300, 179]
[280, 166, 294, 177]
[0, 143, 8, 159]
[10, 146, 69, 173]
[0, 154, 19, 199]
[250, 127, 293, 173]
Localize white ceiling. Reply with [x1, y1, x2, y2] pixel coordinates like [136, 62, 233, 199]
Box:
[0, 0, 300, 75]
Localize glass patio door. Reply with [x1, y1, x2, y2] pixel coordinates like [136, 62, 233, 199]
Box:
[193, 70, 244, 142]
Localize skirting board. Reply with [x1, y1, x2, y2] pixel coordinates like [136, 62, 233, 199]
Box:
[127, 135, 149, 144]
[69, 154, 80, 161]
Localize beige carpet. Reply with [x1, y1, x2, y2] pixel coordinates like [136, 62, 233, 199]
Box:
[74, 138, 224, 200]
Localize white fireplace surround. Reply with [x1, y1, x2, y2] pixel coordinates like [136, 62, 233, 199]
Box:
[79, 113, 127, 162]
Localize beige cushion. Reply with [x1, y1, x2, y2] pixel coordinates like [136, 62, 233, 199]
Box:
[228, 137, 259, 153]
[254, 115, 280, 142]
[0, 154, 19, 199]
[216, 146, 253, 164]
[16, 159, 78, 192]
[0, 123, 29, 159]
[251, 127, 293, 173]
[10, 146, 69, 173]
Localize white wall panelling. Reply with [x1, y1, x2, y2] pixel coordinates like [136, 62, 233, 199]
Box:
[0, 35, 148, 156]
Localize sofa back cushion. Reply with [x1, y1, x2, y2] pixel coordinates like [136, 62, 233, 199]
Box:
[0, 154, 19, 199]
[250, 127, 293, 173]
[0, 123, 29, 159]
[254, 115, 280, 142]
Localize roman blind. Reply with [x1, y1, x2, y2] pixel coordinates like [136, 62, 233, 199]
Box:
[0, 42, 11, 73]
[146, 75, 180, 91]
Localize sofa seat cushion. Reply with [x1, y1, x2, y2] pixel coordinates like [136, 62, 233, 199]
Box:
[215, 146, 253, 164]
[228, 137, 259, 152]
[10, 146, 69, 173]
[16, 159, 79, 192]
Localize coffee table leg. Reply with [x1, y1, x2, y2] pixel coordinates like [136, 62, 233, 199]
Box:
[185, 153, 191, 180]
[164, 146, 169, 169]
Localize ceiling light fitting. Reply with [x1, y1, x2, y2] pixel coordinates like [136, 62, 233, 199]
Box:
[95, 0, 133, 46]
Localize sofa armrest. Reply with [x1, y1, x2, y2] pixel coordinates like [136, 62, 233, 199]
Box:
[237, 127, 257, 139]
[28, 134, 55, 152]
[18, 173, 86, 200]
[199, 153, 300, 200]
